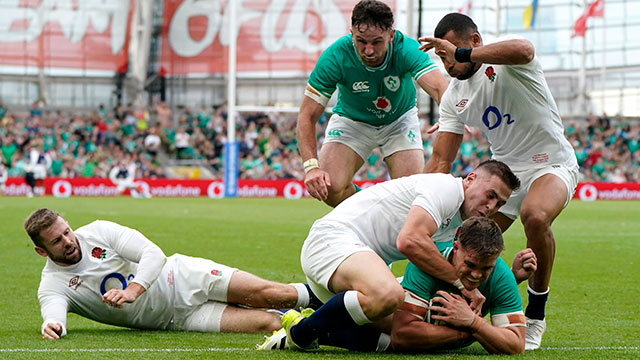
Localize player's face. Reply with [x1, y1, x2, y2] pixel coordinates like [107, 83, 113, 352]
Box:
[452, 242, 498, 290]
[36, 216, 82, 266]
[461, 172, 512, 219]
[440, 30, 479, 80]
[351, 25, 395, 67]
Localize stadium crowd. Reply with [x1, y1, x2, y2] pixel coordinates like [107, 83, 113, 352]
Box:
[0, 99, 637, 183]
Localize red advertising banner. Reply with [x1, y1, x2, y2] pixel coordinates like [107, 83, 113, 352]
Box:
[573, 182, 640, 201]
[0, 0, 134, 73]
[2, 177, 384, 198]
[160, 0, 394, 75]
[3, 178, 639, 200]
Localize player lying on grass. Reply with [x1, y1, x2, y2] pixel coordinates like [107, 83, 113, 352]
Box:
[259, 217, 536, 354]
[25, 208, 318, 339]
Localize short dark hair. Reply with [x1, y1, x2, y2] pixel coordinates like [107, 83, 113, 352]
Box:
[24, 208, 61, 247]
[474, 160, 521, 191]
[434, 12, 479, 39]
[458, 217, 504, 257]
[352, 0, 394, 32]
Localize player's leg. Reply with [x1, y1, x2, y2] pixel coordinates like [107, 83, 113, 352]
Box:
[288, 252, 403, 349]
[380, 107, 425, 179]
[384, 149, 425, 178]
[226, 270, 315, 310]
[318, 142, 364, 207]
[519, 171, 572, 350]
[182, 301, 281, 333]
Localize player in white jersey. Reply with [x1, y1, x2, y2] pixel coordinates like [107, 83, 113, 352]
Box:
[419, 13, 580, 350]
[273, 160, 520, 351]
[25, 209, 319, 339]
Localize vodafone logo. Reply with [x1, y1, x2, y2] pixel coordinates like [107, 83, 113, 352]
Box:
[578, 184, 598, 201]
[283, 182, 303, 199]
[52, 180, 72, 198]
[207, 181, 225, 198]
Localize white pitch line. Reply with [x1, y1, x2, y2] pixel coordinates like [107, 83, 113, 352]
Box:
[543, 346, 639, 351]
[0, 348, 251, 352]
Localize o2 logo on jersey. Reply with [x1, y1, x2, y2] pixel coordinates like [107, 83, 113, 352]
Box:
[100, 272, 135, 295]
[482, 106, 514, 130]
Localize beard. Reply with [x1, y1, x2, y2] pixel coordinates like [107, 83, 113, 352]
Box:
[455, 62, 479, 80]
[48, 241, 83, 265]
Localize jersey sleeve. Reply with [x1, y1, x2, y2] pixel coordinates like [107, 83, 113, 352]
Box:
[38, 286, 69, 337]
[307, 39, 344, 101]
[411, 175, 463, 229]
[399, 35, 439, 81]
[90, 220, 166, 289]
[437, 89, 466, 135]
[489, 258, 522, 318]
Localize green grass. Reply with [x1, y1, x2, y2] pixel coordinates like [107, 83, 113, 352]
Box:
[1, 197, 638, 359]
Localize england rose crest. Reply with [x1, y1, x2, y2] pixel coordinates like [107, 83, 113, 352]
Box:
[373, 96, 392, 113]
[485, 66, 496, 82]
[91, 247, 106, 260]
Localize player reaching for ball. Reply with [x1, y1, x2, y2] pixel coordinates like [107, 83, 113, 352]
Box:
[420, 13, 579, 350]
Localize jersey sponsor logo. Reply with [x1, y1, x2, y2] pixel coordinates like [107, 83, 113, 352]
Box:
[485, 66, 496, 82]
[482, 106, 514, 130]
[532, 153, 550, 163]
[373, 96, 392, 112]
[91, 247, 106, 260]
[327, 129, 343, 137]
[100, 272, 134, 295]
[352, 81, 370, 93]
[68, 276, 83, 290]
[384, 76, 400, 91]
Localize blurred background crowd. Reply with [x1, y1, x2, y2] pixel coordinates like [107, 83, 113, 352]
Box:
[0, 99, 638, 183]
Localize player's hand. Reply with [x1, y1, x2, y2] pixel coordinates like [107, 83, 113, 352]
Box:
[512, 248, 537, 284]
[460, 287, 485, 315]
[102, 283, 145, 308]
[42, 322, 63, 340]
[425, 122, 472, 135]
[429, 291, 477, 328]
[418, 37, 457, 65]
[304, 167, 331, 201]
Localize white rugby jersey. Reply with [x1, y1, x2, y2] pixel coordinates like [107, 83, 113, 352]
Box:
[438, 47, 577, 172]
[37, 220, 171, 335]
[319, 173, 464, 264]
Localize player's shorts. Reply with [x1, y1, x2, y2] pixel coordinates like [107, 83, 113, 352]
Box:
[300, 220, 376, 303]
[168, 254, 237, 332]
[323, 107, 423, 161]
[499, 162, 579, 220]
[114, 179, 134, 192]
[33, 164, 47, 179]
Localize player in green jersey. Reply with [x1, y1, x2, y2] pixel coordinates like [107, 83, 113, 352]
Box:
[298, 0, 447, 207]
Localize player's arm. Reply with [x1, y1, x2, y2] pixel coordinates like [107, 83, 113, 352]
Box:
[430, 291, 526, 354]
[391, 293, 472, 351]
[100, 221, 166, 308]
[296, 90, 332, 201]
[39, 291, 68, 339]
[416, 70, 448, 105]
[424, 131, 463, 173]
[396, 206, 484, 310]
[419, 36, 534, 66]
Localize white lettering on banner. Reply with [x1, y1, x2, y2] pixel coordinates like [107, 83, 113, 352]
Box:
[0, 0, 130, 54]
[72, 184, 119, 196]
[237, 185, 278, 197]
[596, 188, 640, 200]
[150, 185, 202, 197]
[168, 0, 346, 57]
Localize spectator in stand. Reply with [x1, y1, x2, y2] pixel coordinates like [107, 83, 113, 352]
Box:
[144, 127, 162, 161]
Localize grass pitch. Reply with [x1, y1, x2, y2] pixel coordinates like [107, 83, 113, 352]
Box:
[0, 196, 638, 359]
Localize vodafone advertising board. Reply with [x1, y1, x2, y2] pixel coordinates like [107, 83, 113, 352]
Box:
[2, 178, 637, 200]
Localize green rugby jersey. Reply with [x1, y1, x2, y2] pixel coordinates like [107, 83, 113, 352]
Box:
[308, 30, 438, 126]
[401, 242, 522, 318]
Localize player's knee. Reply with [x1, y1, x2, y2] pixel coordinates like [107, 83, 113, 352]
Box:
[520, 208, 551, 231]
[362, 282, 404, 319]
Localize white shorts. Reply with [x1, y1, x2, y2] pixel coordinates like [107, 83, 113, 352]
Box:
[499, 163, 579, 220]
[323, 107, 423, 161]
[114, 179, 135, 192]
[168, 254, 237, 332]
[300, 221, 376, 303]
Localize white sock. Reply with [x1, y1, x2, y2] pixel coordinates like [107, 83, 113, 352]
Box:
[376, 333, 391, 352]
[291, 283, 309, 309]
[527, 285, 550, 296]
[344, 290, 371, 325]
